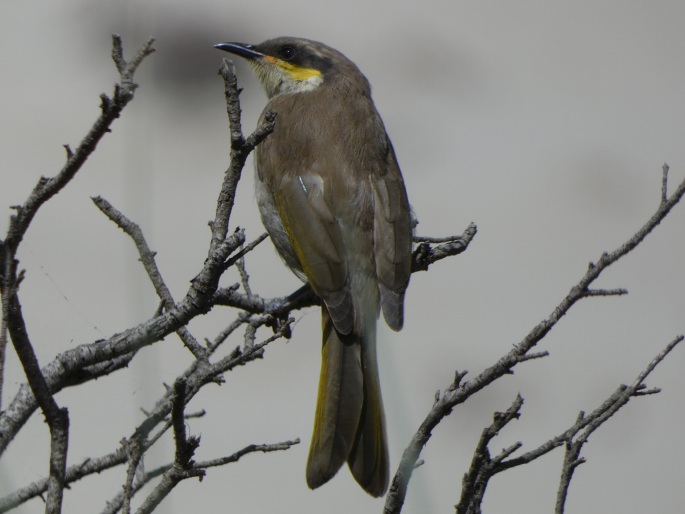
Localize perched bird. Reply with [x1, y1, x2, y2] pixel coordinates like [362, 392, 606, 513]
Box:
[215, 37, 412, 497]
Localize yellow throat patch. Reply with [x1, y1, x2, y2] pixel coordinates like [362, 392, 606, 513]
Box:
[265, 55, 322, 81]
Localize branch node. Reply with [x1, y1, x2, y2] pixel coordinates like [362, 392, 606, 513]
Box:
[516, 351, 549, 363]
[100, 93, 111, 112]
[448, 370, 468, 392]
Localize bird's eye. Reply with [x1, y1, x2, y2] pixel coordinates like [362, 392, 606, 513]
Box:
[280, 46, 296, 61]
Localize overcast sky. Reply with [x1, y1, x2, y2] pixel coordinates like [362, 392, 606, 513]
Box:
[2, 1, 685, 513]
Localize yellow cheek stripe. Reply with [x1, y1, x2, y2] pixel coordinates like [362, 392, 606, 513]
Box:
[265, 55, 323, 81]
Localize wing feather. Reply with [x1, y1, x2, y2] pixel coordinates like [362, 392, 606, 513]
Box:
[272, 174, 355, 335]
[371, 143, 412, 331]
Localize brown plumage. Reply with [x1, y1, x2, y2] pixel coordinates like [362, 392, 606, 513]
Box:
[216, 37, 412, 497]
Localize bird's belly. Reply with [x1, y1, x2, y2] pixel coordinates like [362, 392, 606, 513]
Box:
[255, 176, 307, 282]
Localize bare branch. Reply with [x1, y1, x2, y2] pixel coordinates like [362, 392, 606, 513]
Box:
[414, 234, 468, 244]
[0, 407, 206, 512]
[449, 336, 682, 514]
[0, 36, 157, 469]
[210, 60, 275, 256]
[0, 35, 301, 514]
[101, 466, 168, 514]
[456, 395, 524, 514]
[133, 379, 204, 514]
[661, 163, 669, 203]
[582, 288, 628, 297]
[412, 222, 477, 272]
[554, 335, 682, 513]
[2, 278, 70, 514]
[1, 51, 270, 462]
[516, 350, 549, 363]
[171, 379, 199, 471]
[111, 34, 156, 86]
[223, 231, 269, 272]
[206, 314, 249, 353]
[130, 373, 297, 514]
[2, 315, 293, 511]
[1, 36, 155, 259]
[92, 196, 174, 306]
[99, 439, 298, 514]
[385, 168, 685, 514]
[194, 439, 300, 469]
[92, 196, 209, 361]
[122, 437, 144, 514]
[236, 252, 253, 296]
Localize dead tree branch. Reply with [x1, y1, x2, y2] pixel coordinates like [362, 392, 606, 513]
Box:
[452, 336, 681, 514]
[384, 166, 685, 514]
[0, 34, 155, 514]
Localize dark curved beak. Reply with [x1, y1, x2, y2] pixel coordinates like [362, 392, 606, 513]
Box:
[214, 42, 264, 61]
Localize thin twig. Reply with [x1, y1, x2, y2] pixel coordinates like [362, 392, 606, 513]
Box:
[661, 163, 669, 203]
[554, 335, 682, 513]
[101, 466, 168, 514]
[582, 288, 628, 297]
[134, 379, 203, 514]
[1, 35, 155, 258]
[0, 407, 204, 512]
[210, 60, 275, 256]
[194, 439, 301, 469]
[453, 336, 682, 514]
[92, 197, 174, 305]
[92, 196, 209, 360]
[412, 222, 477, 272]
[223, 231, 269, 272]
[237, 254, 253, 296]
[414, 234, 469, 243]
[456, 395, 524, 514]
[122, 437, 144, 514]
[207, 314, 249, 353]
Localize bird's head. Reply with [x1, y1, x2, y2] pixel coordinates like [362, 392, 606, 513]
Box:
[215, 37, 360, 98]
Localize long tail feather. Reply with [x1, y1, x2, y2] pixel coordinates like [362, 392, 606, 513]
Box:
[306, 308, 363, 489]
[306, 307, 389, 497]
[347, 320, 389, 497]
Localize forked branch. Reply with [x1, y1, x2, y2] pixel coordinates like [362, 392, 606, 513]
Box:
[384, 166, 685, 514]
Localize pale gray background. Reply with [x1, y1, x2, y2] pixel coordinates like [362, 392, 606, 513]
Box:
[1, 1, 684, 513]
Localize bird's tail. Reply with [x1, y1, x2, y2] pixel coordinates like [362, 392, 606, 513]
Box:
[306, 307, 389, 497]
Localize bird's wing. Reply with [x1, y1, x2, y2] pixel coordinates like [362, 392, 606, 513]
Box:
[271, 173, 355, 335]
[371, 141, 413, 331]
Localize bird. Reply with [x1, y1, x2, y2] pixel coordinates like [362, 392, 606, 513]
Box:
[215, 37, 413, 497]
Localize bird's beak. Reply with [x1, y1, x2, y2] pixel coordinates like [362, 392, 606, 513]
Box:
[214, 42, 264, 61]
